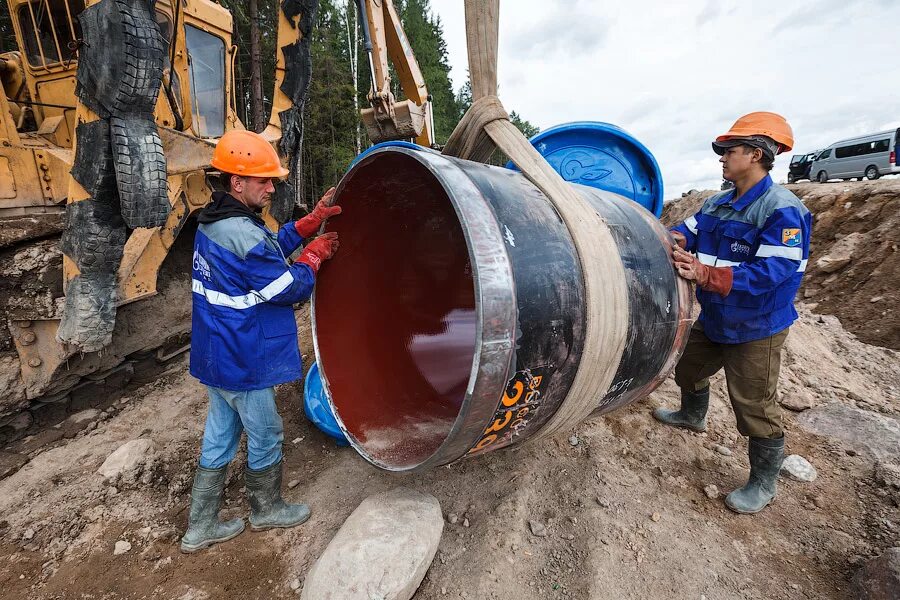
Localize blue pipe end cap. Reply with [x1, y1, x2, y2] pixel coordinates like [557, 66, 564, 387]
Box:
[507, 121, 664, 218]
[303, 362, 350, 447]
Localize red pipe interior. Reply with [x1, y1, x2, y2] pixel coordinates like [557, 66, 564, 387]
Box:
[314, 153, 477, 469]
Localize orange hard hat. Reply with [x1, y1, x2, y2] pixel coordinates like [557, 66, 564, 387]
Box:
[211, 130, 289, 178]
[714, 111, 794, 154]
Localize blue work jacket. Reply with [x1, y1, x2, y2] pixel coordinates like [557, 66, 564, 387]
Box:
[672, 175, 812, 344]
[189, 193, 314, 390]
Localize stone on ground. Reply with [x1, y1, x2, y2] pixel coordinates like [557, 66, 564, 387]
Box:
[796, 404, 900, 461]
[781, 455, 818, 482]
[301, 487, 442, 600]
[97, 439, 155, 481]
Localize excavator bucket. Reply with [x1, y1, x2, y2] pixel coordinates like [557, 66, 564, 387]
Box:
[361, 99, 426, 143]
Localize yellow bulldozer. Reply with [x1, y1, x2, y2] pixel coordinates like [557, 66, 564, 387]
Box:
[0, 0, 432, 433]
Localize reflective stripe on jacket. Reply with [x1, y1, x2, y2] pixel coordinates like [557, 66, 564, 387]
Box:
[672, 175, 812, 344]
[189, 213, 314, 390]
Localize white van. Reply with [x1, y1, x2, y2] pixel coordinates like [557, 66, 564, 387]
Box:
[809, 128, 900, 182]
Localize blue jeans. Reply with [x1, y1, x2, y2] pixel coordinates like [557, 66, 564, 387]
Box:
[199, 386, 284, 471]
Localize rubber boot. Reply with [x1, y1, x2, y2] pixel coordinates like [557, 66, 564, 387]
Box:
[245, 459, 311, 531]
[180, 466, 245, 553]
[725, 436, 785, 514]
[652, 387, 709, 433]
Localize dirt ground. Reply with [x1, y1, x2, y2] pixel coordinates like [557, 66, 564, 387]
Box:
[0, 181, 898, 600]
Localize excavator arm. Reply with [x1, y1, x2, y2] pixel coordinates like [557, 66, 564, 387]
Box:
[357, 0, 434, 147]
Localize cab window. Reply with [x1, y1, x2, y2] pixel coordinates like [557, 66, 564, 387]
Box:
[185, 25, 225, 137]
[17, 0, 84, 68]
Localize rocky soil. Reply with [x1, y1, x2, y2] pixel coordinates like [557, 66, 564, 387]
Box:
[0, 180, 897, 599]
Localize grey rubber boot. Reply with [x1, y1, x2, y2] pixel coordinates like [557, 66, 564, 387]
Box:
[245, 459, 311, 531]
[725, 436, 785, 514]
[652, 387, 709, 432]
[180, 466, 245, 553]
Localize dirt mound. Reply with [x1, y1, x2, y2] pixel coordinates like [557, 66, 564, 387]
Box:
[0, 182, 897, 599]
[662, 179, 900, 350]
[0, 304, 897, 599]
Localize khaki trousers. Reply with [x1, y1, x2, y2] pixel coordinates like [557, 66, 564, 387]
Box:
[674, 323, 788, 439]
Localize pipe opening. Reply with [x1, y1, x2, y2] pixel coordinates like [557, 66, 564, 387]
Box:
[314, 152, 477, 470]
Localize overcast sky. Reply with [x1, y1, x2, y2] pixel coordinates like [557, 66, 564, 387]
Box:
[430, 0, 900, 197]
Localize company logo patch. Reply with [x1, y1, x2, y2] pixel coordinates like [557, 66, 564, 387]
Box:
[730, 241, 751, 256]
[192, 250, 212, 281]
[782, 228, 802, 247]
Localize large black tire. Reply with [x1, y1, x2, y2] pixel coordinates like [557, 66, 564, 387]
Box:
[865, 165, 880, 180]
[55, 272, 118, 352]
[75, 0, 164, 117]
[817, 170, 828, 183]
[59, 199, 127, 274]
[110, 0, 165, 115]
[787, 173, 795, 183]
[71, 120, 118, 203]
[110, 116, 170, 228]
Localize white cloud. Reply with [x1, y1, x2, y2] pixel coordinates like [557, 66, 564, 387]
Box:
[431, 0, 900, 197]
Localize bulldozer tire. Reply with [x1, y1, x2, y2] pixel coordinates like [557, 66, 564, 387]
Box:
[110, 116, 170, 229]
[71, 120, 119, 203]
[74, 0, 163, 117]
[59, 199, 127, 274]
[110, 0, 164, 116]
[56, 272, 118, 352]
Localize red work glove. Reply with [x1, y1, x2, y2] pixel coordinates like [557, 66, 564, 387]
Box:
[296, 232, 339, 274]
[294, 187, 342, 238]
[672, 245, 733, 296]
[670, 230, 687, 249]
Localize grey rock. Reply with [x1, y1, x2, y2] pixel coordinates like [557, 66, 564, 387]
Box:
[779, 388, 817, 412]
[713, 444, 732, 457]
[97, 439, 154, 481]
[287, 479, 300, 489]
[816, 233, 863, 273]
[797, 404, 900, 461]
[447, 513, 458, 525]
[113, 540, 132, 555]
[851, 547, 900, 600]
[781, 455, 818, 482]
[816, 255, 851, 273]
[568, 435, 579, 447]
[529, 520, 547, 537]
[301, 488, 443, 600]
[703, 484, 720, 499]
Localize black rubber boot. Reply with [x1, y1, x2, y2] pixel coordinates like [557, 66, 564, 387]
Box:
[725, 436, 785, 514]
[245, 459, 311, 531]
[180, 466, 245, 553]
[652, 387, 709, 432]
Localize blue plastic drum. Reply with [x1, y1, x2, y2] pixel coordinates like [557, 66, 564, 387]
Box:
[303, 362, 350, 446]
[507, 121, 664, 217]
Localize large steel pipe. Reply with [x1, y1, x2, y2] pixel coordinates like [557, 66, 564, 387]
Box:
[312, 147, 692, 471]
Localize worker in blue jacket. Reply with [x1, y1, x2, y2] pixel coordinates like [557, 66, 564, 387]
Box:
[181, 130, 341, 552]
[655, 112, 812, 514]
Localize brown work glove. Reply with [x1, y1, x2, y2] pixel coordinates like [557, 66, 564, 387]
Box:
[672, 245, 733, 296]
[296, 232, 339, 274]
[670, 230, 687, 249]
[294, 187, 342, 238]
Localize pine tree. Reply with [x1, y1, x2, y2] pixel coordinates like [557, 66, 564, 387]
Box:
[301, 0, 359, 199]
[0, 7, 14, 53]
[396, 0, 459, 144]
